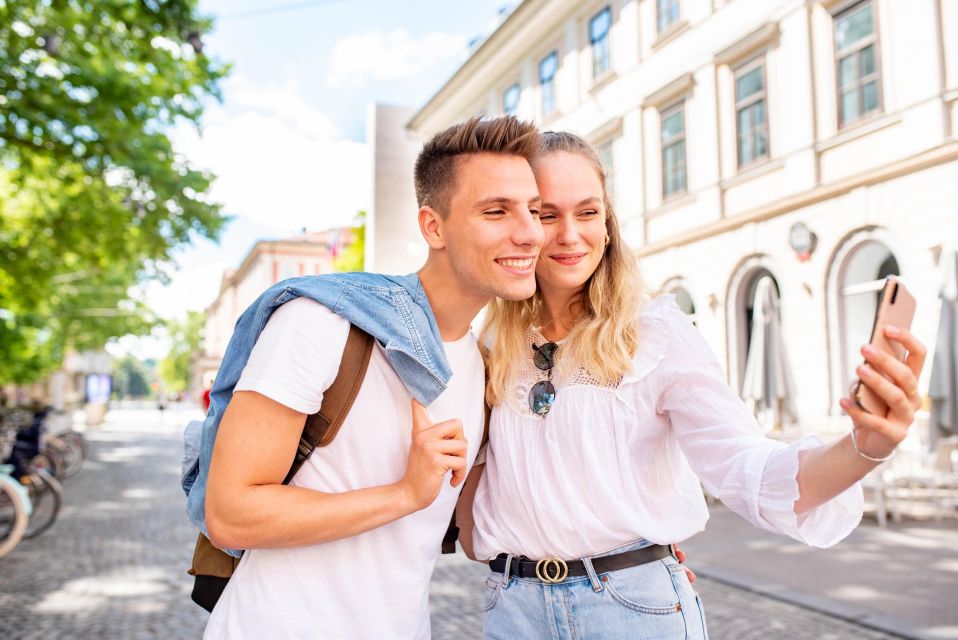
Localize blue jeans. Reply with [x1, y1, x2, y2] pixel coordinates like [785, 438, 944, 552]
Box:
[482, 541, 709, 640]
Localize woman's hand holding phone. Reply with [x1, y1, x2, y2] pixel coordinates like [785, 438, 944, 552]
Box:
[839, 325, 927, 460]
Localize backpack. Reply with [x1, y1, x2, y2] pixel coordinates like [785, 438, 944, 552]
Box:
[188, 324, 374, 611]
[187, 324, 477, 612]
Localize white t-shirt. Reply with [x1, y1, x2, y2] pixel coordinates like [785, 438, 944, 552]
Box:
[472, 296, 863, 561]
[204, 298, 485, 640]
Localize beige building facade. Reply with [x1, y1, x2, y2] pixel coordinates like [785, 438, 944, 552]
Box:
[192, 228, 354, 394]
[382, 0, 958, 437]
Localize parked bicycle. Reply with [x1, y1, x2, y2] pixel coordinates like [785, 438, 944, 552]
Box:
[0, 415, 31, 558]
[1, 407, 63, 543]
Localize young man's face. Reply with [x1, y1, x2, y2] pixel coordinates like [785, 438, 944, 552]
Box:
[438, 153, 543, 302]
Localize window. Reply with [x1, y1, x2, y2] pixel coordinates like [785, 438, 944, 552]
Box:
[503, 83, 520, 115]
[539, 51, 559, 117]
[596, 138, 614, 199]
[661, 102, 687, 198]
[734, 59, 769, 168]
[589, 6, 612, 79]
[657, 0, 680, 33]
[834, 1, 881, 127]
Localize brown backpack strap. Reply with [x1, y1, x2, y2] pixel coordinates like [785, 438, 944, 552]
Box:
[284, 324, 374, 483]
[441, 396, 491, 554]
[191, 323, 375, 613]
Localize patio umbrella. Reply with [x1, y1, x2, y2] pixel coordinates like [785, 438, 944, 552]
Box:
[929, 250, 958, 447]
[742, 276, 798, 433]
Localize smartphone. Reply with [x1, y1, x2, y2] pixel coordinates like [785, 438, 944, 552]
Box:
[853, 276, 916, 415]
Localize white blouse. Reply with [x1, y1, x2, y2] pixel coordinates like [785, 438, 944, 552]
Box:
[471, 296, 864, 562]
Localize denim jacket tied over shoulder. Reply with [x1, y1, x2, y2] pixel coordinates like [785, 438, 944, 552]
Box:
[182, 272, 452, 557]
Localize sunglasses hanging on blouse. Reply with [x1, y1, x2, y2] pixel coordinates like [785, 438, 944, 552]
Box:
[529, 342, 558, 416]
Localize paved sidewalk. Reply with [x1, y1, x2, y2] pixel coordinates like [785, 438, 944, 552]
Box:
[0, 407, 923, 639]
[682, 503, 958, 640]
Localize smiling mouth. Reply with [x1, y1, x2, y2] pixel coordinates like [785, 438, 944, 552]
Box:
[495, 257, 535, 272]
[550, 254, 587, 265]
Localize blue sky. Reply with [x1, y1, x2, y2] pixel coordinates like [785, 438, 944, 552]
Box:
[116, 0, 514, 358]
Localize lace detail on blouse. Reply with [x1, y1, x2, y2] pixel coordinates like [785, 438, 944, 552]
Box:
[507, 326, 622, 416]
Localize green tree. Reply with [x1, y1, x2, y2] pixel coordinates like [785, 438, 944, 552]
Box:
[112, 355, 151, 399]
[0, 0, 229, 383]
[333, 211, 365, 273]
[158, 309, 203, 394]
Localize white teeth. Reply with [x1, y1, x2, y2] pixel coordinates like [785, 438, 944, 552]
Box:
[498, 259, 533, 269]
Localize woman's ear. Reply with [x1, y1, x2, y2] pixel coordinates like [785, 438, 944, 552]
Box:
[419, 206, 446, 250]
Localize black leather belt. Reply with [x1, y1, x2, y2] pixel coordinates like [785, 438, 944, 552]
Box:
[488, 544, 673, 584]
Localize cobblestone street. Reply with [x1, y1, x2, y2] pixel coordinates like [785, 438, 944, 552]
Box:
[0, 408, 908, 639]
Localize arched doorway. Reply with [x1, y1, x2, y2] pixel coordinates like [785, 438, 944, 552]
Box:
[727, 258, 782, 395]
[827, 233, 900, 410]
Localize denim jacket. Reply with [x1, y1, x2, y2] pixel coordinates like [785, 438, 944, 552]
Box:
[182, 272, 452, 556]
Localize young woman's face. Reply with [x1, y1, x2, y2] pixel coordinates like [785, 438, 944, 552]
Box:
[532, 151, 608, 299]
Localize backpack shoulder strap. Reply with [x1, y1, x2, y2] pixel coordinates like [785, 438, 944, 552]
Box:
[441, 397, 491, 555]
[283, 324, 374, 484]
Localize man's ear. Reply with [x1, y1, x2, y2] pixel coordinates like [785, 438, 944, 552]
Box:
[419, 206, 446, 250]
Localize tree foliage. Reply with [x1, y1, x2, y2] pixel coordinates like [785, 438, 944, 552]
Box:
[0, 0, 229, 383]
[158, 309, 203, 394]
[112, 354, 151, 399]
[333, 211, 365, 273]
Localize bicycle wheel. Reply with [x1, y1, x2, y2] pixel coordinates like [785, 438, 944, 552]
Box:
[32, 449, 64, 480]
[63, 431, 87, 461]
[48, 436, 83, 479]
[22, 469, 61, 539]
[0, 475, 29, 558]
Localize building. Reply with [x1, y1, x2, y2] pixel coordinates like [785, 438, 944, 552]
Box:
[377, 0, 958, 438]
[191, 227, 355, 394]
[365, 103, 427, 274]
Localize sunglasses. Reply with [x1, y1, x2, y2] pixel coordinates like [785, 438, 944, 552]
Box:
[529, 342, 559, 416]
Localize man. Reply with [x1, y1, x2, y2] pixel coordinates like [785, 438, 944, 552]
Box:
[198, 115, 543, 639]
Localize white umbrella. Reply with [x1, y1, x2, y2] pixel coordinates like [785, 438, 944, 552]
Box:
[742, 276, 798, 433]
[929, 251, 958, 447]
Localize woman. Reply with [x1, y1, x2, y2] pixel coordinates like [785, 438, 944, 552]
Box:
[456, 132, 926, 639]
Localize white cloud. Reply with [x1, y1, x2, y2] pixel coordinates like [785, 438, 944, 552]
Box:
[142, 261, 227, 318]
[326, 29, 468, 88]
[137, 75, 371, 331]
[173, 75, 370, 232]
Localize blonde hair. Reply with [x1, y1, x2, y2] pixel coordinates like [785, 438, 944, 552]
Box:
[480, 132, 646, 405]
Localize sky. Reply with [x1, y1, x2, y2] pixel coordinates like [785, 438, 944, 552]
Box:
[115, 0, 514, 358]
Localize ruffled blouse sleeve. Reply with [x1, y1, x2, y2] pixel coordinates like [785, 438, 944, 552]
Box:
[645, 298, 863, 548]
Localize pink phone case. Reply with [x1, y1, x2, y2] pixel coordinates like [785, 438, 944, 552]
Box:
[854, 277, 916, 415]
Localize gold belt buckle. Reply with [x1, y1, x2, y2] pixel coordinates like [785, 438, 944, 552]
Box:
[534, 557, 569, 584]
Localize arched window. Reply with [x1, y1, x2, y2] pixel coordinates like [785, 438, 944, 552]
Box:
[672, 286, 697, 324]
[658, 277, 697, 325]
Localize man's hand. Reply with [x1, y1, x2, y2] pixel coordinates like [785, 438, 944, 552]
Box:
[399, 400, 468, 511]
